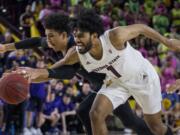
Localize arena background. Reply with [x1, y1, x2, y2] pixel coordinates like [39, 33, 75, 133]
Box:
[0, 0, 180, 135]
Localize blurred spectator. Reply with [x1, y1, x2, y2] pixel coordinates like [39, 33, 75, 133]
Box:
[123, 2, 135, 25]
[0, 100, 4, 134]
[138, 38, 148, 58]
[162, 93, 179, 111]
[41, 84, 60, 134]
[170, 26, 180, 39]
[0, 30, 14, 76]
[58, 93, 76, 134]
[172, 102, 180, 133]
[2, 30, 14, 44]
[5, 50, 29, 69]
[100, 4, 112, 30]
[153, 1, 170, 34]
[19, 5, 34, 38]
[38, 4, 52, 21]
[143, 0, 155, 17]
[76, 82, 92, 105]
[50, 0, 61, 8]
[24, 59, 47, 135]
[128, 0, 139, 14]
[171, 1, 180, 29]
[161, 54, 177, 91]
[64, 76, 80, 97]
[3, 102, 26, 135]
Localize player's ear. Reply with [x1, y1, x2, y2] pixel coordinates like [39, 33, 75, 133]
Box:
[91, 33, 98, 39]
[61, 32, 68, 39]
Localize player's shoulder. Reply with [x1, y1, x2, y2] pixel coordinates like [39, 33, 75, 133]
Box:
[107, 27, 123, 40]
[109, 26, 122, 34]
[106, 27, 123, 47]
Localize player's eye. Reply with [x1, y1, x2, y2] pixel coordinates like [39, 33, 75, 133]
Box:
[77, 32, 84, 38]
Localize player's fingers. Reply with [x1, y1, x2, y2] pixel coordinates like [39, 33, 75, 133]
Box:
[16, 67, 28, 72]
[2, 72, 10, 78]
[15, 69, 28, 75]
[14, 70, 23, 75]
[24, 74, 31, 84]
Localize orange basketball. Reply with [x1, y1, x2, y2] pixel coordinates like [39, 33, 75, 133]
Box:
[0, 73, 29, 104]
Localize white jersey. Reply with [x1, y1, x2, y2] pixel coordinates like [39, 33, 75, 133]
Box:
[77, 30, 162, 114]
[76, 30, 158, 88]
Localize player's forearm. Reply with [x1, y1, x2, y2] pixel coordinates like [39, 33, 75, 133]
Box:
[140, 25, 166, 43]
[50, 59, 65, 69]
[47, 65, 78, 79]
[31, 65, 79, 82]
[31, 78, 50, 83]
[3, 37, 45, 52]
[63, 46, 80, 65]
[141, 25, 180, 51]
[14, 37, 45, 49]
[31, 69, 50, 83]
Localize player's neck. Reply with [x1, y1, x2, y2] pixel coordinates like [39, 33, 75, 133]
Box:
[89, 39, 103, 60]
[61, 40, 68, 56]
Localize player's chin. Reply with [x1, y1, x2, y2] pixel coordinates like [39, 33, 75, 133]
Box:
[77, 46, 84, 52]
[78, 49, 87, 54]
[52, 47, 60, 52]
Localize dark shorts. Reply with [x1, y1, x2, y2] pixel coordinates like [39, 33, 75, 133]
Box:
[26, 97, 45, 112]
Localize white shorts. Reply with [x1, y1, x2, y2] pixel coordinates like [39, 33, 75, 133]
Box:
[98, 75, 162, 114]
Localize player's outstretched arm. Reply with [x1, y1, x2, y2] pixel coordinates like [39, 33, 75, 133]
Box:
[15, 67, 50, 83]
[15, 63, 79, 83]
[110, 24, 180, 51]
[0, 37, 45, 53]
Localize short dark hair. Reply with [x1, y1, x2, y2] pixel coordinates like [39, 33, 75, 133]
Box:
[43, 13, 70, 34]
[77, 9, 104, 36]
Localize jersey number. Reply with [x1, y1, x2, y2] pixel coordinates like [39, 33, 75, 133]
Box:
[107, 65, 121, 78]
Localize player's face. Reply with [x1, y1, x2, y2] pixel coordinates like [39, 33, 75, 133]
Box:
[45, 29, 67, 52]
[74, 30, 92, 54]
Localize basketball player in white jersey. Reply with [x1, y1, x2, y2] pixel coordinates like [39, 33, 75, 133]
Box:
[67, 9, 180, 135]
[12, 9, 180, 135]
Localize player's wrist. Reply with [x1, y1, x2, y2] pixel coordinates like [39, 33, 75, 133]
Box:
[165, 38, 175, 51]
[37, 68, 49, 78]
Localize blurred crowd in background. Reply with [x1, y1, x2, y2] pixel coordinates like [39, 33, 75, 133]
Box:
[0, 0, 180, 134]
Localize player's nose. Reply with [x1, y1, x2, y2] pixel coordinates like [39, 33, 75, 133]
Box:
[74, 36, 80, 43]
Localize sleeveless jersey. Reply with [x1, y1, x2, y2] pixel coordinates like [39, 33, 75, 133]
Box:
[76, 30, 158, 87]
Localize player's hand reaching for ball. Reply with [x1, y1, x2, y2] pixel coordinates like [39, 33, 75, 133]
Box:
[15, 67, 35, 82]
[1, 70, 14, 79]
[15, 67, 49, 83]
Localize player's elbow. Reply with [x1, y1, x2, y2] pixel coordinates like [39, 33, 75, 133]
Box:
[136, 24, 149, 34]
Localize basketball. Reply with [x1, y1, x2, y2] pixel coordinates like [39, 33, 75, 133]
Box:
[0, 73, 29, 104]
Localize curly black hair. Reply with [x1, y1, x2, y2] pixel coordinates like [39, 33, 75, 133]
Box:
[68, 17, 78, 32]
[43, 13, 70, 35]
[77, 8, 104, 37]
